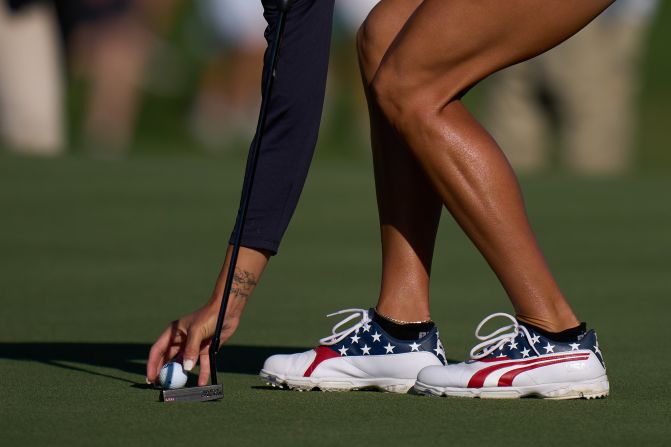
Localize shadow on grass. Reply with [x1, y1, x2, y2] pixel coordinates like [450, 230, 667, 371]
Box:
[0, 342, 308, 384]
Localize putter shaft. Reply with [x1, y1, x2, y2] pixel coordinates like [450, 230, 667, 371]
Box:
[207, 1, 292, 387]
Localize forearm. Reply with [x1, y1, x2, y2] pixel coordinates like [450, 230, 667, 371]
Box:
[206, 246, 271, 322]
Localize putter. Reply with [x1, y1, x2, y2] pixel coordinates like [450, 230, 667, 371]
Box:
[161, 0, 294, 403]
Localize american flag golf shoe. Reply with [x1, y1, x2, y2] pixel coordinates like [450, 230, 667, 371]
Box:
[414, 313, 609, 399]
[259, 308, 446, 393]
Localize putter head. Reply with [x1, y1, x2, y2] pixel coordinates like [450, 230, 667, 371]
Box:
[160, 384, 223, 403]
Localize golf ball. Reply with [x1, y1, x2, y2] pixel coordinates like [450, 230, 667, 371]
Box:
[159, 362, 188, 389]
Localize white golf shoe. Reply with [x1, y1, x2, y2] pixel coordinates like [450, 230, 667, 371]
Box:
[260, 308, 446, 393]
[414, 313, 609, 399]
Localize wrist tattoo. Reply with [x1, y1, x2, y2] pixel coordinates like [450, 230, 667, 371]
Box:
[230, 268, 258, 300]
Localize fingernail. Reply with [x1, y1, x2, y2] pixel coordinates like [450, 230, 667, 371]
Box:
[145, 377, 152, 385]
[183, 360, 194, 371]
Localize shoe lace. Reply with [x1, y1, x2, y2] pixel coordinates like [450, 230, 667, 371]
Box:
[469, 313, 540, 359]
[319, 308, 371, 346]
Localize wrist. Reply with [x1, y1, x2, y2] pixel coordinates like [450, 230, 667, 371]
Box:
[205, 295, 245, 321]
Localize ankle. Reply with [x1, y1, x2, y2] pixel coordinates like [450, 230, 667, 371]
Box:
[516, 313, 581, 333]
[374, 307, 432, 324]
[375, 299, 430, 323]
[372, 308, 434, 340]
[519, 319, 587, 343]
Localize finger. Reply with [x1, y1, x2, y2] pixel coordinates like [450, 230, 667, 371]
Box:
[147, 321, 185, 383]
[165, 345, 182, 364]
[183, 324, 206, 372]
[146, 326, 173, 382]
[198, 351, 211, 386]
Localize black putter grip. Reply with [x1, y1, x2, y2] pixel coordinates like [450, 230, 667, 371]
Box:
[278, 0, 294, 12]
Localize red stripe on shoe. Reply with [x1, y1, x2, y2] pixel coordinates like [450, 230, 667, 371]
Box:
[467, 353, 590, 388]
[497, 355, 590, 387]
[303, 346, 340, 377]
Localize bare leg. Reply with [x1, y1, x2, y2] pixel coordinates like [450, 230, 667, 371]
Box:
[370, 0, 613, 332]
[358, 0, 437, 322]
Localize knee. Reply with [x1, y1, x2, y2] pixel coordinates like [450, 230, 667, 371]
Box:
[359, 3, 456, 142]
[371, 62, 436, 137]
[356, 12, 388, 83]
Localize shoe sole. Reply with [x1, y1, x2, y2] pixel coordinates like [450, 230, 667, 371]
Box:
[413, 375, 609, 400]
[259, 370, 416, 393]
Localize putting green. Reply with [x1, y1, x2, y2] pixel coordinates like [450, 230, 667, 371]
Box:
[1, 153, 669, 446]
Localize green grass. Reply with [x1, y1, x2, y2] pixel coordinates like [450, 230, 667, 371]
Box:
[1, 152, 670, 446]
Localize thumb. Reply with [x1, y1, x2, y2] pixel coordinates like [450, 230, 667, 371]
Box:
[183, 325, 206, 372]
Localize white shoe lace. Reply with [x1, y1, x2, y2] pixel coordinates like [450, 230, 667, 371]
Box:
[469, 313, 540, 359]
[319, 308, 371, 346]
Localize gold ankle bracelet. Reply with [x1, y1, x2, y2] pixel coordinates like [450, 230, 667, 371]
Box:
[374, 308, 433, 325]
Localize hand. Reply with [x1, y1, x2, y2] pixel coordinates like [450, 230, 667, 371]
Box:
[146, 246, 269, 386]
[146, 302, 240, 386]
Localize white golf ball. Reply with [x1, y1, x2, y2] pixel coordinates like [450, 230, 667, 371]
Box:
[159, 362, 188, 389]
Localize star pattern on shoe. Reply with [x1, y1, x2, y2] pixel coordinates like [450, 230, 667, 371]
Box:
[543, 342, 555, 354]
[321, 309, 446, 365]
[468, 314, 604, 366]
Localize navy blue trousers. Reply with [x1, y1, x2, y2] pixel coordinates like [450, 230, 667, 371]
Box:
[230, 0, 335, 255]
